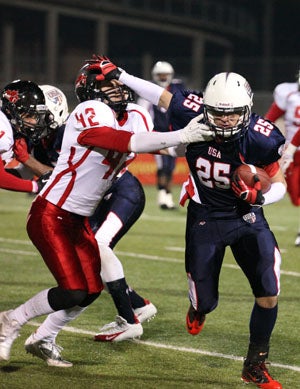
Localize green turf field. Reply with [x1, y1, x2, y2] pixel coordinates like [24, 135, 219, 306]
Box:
[0, 187, 299, 388]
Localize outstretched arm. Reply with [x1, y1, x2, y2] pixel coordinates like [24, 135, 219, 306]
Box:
[0, 156, 38, 193]
[77, 115, 213, 153]
[94, 55, 173, 110]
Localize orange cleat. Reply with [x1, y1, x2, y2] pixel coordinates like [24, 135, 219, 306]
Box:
[241, 362, 282, 389]
[186, 304, 206, 335]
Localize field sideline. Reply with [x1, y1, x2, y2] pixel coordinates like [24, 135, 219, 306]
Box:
[0, 187, 299, 388]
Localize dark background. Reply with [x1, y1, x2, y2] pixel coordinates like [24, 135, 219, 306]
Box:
[0, 0, 299, 112]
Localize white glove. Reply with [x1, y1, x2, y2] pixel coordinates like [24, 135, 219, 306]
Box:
[280, 143, 297, 174]
[178, 114, 213, 144]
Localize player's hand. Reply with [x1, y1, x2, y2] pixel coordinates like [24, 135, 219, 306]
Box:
[280, 142, 297, 174]
[13, 138, 29, 163]
[280, 154, 293, 174]
[179, 114, 214, 144]
[231, 174, 265, 205]
[34, 171, 53, 193]
[93, 55, 122, 81]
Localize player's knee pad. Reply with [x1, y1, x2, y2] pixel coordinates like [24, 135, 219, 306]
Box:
[79, 292, 101, 307]
[48, 286, 88, 310]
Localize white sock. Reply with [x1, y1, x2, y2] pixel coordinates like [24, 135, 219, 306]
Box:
[8, 289, 54, 326]
[33, 306, 86, 343]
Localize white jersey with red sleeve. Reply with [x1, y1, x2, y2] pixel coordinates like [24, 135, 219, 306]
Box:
[272, 82, 300, 142]
[40, 100, 125, 216]
[0, 111, 14, 157]
[39, 100, 153, 216]
[116, 102, 153, 167]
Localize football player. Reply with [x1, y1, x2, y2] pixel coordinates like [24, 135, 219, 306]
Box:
[265, 69, 300, 246]
[138, 61, 185, 210]
[0, 56, 209, 365]
[12, 81, 157, 343]
[96, 56, 286, 389]
[0, 80, 51, 193]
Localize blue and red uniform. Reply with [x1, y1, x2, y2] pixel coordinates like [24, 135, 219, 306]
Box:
[168, 89, 285, 312]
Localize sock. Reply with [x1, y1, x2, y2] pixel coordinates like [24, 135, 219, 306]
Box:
[245, 342, 270, 365]
[8, 289, 54, 326]
[106, 278, 136, 324]
[128, 287, 146, 309]
[249, 303, 278, 344]
[33, 306, 86, 342]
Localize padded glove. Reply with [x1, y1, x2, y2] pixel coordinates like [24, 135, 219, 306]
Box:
[179, 114, 214, 144]
[35, 171, 52, 193]
[231, 174, 265, 205]
[93, 55, 122, 81]
[280, 143, 297, 174]
[13, 138, 29, 163]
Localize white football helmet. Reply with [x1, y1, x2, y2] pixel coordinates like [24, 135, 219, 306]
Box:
[40, 84, 69, 126]
[203, 72, 253, 142]
[151, 61, 174, 88]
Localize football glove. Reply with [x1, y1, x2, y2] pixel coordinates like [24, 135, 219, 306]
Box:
[36, 170, 53, 193]
[93, 55, 122, 81]
[231, 174, 265, 205]
[13, 138, 29, 163]
[179, 114, 214, 144]
[280, 142, 297, 174]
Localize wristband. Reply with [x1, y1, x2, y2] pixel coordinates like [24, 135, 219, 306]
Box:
[32, 180, 39, 193]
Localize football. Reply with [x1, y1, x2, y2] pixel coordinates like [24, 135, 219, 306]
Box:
[232, 164, 271, 194]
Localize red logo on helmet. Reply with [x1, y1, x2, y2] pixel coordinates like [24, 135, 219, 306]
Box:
[75, 74, 87, 89]
[4, 89, 19, 103]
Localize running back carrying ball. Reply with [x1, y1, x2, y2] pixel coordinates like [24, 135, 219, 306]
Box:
[233, 164, 271, 194]
[231, 164, 272, 205]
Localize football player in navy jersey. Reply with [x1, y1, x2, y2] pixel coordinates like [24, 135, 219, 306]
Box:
[138, 61, 185, 209]
[96, 57, 286, 389]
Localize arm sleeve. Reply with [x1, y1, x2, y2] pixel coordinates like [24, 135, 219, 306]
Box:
[264, 102, 285, 122]
[263, 161, 280, 178]
[263, 182, 286, 205]
[290, 128, 300, 147]
[0, 158, 34, 192]
[77, 126, 133, 153]
[77, 126, 183, 154]
[119, 71, 164, 106]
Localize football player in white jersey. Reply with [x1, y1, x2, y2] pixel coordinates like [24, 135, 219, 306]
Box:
[12, 83, 158, 345]
[0, 55, 211, 365]
[0, 80, 51, 193]
[265, 69, 300, 245]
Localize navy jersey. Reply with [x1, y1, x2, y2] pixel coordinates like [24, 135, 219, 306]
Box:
[168, 90, 204, 131]
[168, 90, 285, 209]
[152, 81, 185, 132]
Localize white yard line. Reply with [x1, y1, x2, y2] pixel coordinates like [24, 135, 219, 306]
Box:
[0, 238, 299, 277]
[28, 320, 300, 373]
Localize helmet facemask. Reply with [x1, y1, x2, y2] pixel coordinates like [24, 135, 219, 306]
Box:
[75, 59, 134, 112]
[203, 72, 253, 143]
[1, 80, 48, 144]
[204, 105, 250, 143]
[10, 105, 48, 144]
[97, 81, 134, 113]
